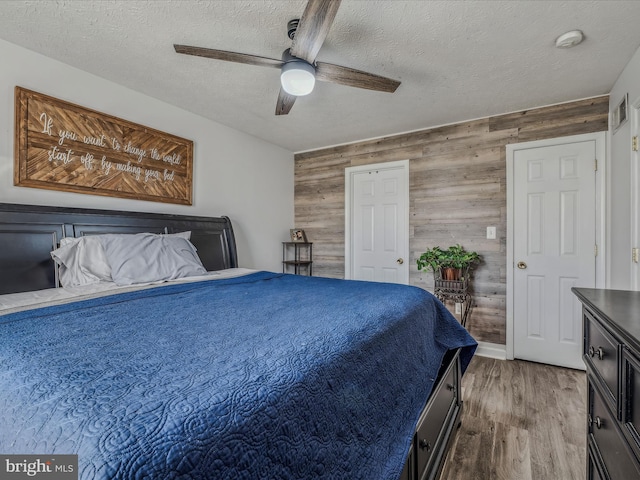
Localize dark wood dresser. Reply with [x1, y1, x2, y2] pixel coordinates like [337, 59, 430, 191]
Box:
[572, 288, 640, 479]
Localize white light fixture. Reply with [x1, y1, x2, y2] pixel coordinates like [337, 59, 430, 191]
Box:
[280, 61, 316, 96]
[555, 30, 584, 48]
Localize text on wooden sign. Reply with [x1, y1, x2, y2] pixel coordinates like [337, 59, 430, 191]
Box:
[14, 87, 194, 205]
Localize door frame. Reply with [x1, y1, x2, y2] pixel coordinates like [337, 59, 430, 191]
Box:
[631, 95, 640, 290]
[505, 132, 606, 361]
[344, 159, 409, 282]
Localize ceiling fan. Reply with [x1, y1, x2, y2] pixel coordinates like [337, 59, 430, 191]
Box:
[174, 0, 400, 115]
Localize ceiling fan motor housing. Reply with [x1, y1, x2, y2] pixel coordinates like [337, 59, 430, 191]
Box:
[280, 48, 316, 96]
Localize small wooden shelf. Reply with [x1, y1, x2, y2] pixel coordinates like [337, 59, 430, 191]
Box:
[282, 242, 313, 276]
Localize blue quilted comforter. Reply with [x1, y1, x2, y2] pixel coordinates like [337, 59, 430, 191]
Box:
[0, 271, 476, 479]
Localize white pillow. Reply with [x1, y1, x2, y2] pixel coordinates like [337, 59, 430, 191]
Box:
[98, 233, 206, 286]
[51, 231, 192, 287]
[52, 236, 112, 287]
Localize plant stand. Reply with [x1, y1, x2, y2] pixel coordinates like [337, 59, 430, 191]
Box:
[433, 269, 472, 328]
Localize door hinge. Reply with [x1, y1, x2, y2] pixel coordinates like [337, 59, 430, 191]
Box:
[633, 248, 639, 263]
[633, 136, 639, 152]
[595, 244, 598, 257]
[594, 158, 598, 171]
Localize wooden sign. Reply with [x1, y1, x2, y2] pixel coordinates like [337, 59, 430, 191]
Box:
[14, 87, 193, 205]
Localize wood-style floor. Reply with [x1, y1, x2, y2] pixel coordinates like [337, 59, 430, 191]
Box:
[440, 356, 586, 480]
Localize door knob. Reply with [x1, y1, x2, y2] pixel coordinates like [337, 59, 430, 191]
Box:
[517, 261, 527, 269]
[396, 258, 404, 264]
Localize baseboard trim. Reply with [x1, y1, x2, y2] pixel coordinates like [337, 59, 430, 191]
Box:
[475, 341, 507, 360]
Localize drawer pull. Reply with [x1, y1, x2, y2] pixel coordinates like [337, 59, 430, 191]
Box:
[588, 345, 605, 360]
[419, 439, 431, 451]
[594, 416, 603, 429]
[588, 414, 603, 429]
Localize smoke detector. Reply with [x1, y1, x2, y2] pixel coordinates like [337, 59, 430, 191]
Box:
[555, 30, 584, 48]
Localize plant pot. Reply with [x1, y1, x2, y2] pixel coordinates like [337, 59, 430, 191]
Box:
[442, 267, 462, 281]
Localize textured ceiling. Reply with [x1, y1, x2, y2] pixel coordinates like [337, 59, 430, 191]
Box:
[1, 0, 639, 152]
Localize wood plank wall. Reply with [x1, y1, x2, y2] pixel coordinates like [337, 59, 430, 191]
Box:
[294, 96, 608, 345]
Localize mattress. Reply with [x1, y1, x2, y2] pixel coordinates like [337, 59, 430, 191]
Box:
[0, 268, 256, 314]
[0, 271, 476, 479]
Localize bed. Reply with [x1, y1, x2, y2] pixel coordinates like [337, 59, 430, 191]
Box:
[0, 203, 476, 480]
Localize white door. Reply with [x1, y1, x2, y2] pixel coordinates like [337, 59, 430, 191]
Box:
[345, 160, 409, 284]
[512, 139, 597, 370]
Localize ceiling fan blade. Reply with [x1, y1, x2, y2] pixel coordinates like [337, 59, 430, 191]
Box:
[290, 0, 341, 63]
[275, 88, 297, 115]
[315, 62, 401, 93]
[174, 44, 284, 69]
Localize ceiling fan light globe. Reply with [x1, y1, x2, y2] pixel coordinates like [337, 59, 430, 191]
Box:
[281, 61, 316, 96]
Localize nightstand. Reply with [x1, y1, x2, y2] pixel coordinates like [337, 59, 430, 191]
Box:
[282, 242, 313, 275]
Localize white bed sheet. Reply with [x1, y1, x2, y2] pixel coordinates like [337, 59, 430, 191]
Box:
[0, 268, 257, 315]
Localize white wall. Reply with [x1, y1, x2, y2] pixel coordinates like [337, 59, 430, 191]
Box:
[608, 44, 640, 289]
[0, 39, 294, 272]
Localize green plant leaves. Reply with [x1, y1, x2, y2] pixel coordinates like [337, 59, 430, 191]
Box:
[416, 244, 480, 272]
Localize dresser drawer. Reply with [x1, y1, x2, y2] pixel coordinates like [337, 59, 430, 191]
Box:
[622, 346, 640, 462]
[588, 438, 608, 480]
[414, 357, 458, 480]
[589, 381, 640, 479]
[584, 309, 620, 410]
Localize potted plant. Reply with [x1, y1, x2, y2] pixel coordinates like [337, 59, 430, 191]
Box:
[416, 244, 480, 281]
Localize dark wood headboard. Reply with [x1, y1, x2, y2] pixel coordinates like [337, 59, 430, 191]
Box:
[0, 203, 238, 294]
